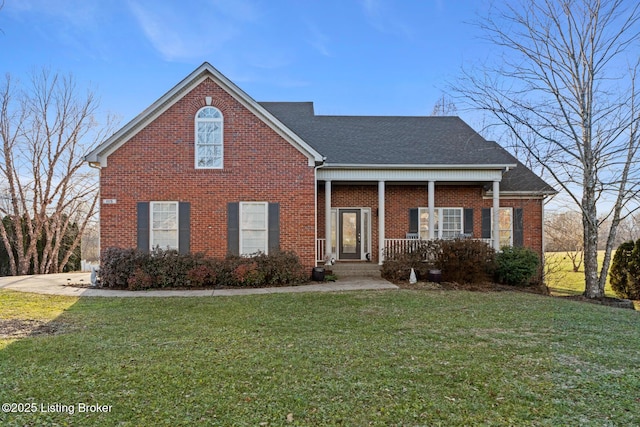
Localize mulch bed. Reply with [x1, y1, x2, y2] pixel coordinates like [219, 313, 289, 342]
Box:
[396, 280, 550, 295]
[395, 280, 637, 310]
[559, 295, 636, 310]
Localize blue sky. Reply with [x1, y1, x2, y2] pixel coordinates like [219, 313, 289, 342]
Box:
[0, 0, 489, 124]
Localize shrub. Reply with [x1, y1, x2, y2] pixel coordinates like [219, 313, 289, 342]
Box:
[610, 240, 640, 300]
[253, 251, 309, 286]
[99, 247, 308, 290]
[186, 263, 218, 288]
[100, 247, 147, 289]
[127, 268, 154, 290]
[435, 239, 496, 284]
[382, 239, 496, 284]
[381, 240, 439, 282]
[495, 246, 539, 287]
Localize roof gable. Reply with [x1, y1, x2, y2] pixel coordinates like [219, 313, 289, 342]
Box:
[86, 63, 323, 167]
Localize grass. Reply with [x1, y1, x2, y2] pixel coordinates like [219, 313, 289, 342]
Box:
[545, 251, 613, 296]
[1, 288, 638, 426]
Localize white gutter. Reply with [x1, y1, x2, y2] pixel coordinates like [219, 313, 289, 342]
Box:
[321, 163, 518, 170]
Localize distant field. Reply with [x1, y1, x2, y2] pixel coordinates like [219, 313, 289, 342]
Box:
[545, 251, 613, 297]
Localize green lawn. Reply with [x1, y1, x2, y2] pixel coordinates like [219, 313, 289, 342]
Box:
[545, 251, 612, 296]
[1, 288, 638, 426]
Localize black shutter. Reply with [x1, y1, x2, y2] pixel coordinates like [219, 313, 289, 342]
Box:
[513, 208, 524, 247]
[178, 202, 190, 254]
[464, 208, 474, 235]
[137, 202, 149, 252]
[268, 203, 280, 252]
[481, 208, 492, 239]
[227, 202, 239, 256]
[409, 208, 419, 234]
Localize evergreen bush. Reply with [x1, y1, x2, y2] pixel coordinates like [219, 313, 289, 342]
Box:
[610, 240, 640, 300]
[494, 246, 539, 287]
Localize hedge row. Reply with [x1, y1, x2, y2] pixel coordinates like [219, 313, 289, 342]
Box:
[99, 248, 309, 290]
[382, 239, 539, 286]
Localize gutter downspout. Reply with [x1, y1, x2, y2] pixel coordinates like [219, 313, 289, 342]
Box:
[87, 160, 102, 266]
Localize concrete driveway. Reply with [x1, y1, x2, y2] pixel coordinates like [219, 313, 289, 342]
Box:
[0, 272, 398, 297]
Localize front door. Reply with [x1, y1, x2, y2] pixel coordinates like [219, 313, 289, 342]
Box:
[339, 209, 361, 260]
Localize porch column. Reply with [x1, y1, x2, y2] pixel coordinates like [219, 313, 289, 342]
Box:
[493, 180, 500, 251]
[428, 181, 435, 240]
[378, 180, 385, 265]
[325, 180, 332, 265]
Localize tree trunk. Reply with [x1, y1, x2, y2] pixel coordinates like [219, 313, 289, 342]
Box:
[583, 203, 603, 298]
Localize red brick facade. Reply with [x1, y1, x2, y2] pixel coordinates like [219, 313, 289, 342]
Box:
[99, 78, 317, 269]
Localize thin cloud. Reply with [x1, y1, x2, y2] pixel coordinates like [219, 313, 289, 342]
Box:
[127, 0, 256, 61]
[5, 0, 99, 27]
[358, 0, 414, 38]
[4, 0, 114, 60]
[306, 22, 331, 57]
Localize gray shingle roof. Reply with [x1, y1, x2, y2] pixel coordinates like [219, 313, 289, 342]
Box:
[260, 102, 556, 195]
[261, 102, 513, 165]
[500, 160, 556, 194]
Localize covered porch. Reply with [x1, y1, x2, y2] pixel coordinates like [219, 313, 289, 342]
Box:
[315, 167, 506, 266]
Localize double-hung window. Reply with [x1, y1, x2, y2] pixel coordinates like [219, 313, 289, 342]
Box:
[418, 207, 463, 239]
[240, 202, 268, 255]
[496, 207, 513, 247]
[195, 106, 223, 168]
[150, 202, 179, 250]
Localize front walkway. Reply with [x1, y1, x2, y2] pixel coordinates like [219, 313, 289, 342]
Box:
[0, 272, 398, 297]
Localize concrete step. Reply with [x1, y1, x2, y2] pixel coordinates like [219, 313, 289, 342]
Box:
[327, 263, 381, 278]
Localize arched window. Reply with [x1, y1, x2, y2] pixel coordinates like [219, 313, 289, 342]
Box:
[195, 106, 223, 168]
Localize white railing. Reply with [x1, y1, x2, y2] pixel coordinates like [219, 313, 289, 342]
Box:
[318, 237, 494, 262]
[384, 238, 424, 255]
[384, 238, 494, 259]
[317, 238, 326, 262]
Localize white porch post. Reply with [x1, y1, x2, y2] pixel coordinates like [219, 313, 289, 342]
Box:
[493, 180, 501, 251]
[428, 181, 435, 240]
[325, 180, 332, 265]
[378, 180, 385, 265]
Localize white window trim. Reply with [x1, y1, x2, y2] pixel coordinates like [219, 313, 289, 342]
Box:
[195, 106, 224, 170]
[418, 207, 464, 239]
[150, 201, 179, 250]
[491, 207, 513, 247]
[240, 202, 269, 256]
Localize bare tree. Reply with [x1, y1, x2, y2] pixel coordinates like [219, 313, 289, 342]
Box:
[545, 211, 584, 272]
[455, 0, 640, 298]
[431, 94, 458, 116]
[615, 213, 640, 243]
[0, 69, 113, 275]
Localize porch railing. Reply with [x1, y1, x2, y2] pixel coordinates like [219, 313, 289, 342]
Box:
[383, 238, 493, 260]
[317, 238, 326, 263]
[317, 237, 493, 263]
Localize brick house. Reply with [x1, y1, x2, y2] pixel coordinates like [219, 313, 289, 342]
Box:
[86, 62, 556, 271]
